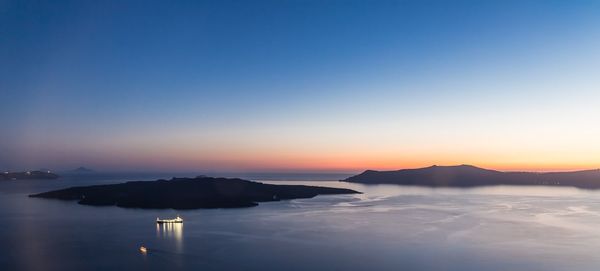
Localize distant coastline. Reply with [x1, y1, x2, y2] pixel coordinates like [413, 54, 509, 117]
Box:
[343, 165, 600, 189]
[1, 171, 59, 181]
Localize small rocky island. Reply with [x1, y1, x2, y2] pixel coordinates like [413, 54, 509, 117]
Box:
[30, 176, 360, 209]
[2, 170, 59, 180]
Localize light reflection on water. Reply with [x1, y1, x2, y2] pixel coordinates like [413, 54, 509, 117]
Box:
[261, 180, 596, 198]
[156, 222, 183, 252]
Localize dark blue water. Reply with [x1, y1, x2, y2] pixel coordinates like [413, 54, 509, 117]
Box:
[2, 174, 600, 270]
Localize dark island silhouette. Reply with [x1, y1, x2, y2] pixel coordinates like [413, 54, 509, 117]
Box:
[30, 176, 360, 209]
[1, 170, 59, 180]
[343, 165, 600, 189]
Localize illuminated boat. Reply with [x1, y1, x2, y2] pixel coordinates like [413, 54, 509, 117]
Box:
[139, 246, 147, 253]
[156, 215, 183, 224]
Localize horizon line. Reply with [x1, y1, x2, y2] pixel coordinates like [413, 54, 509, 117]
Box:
[5, 164, 600, 174]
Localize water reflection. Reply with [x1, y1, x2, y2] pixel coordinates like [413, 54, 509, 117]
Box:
[262, 180, 600, 198]
[156, 222, 183, 252]
[8, 176, 600, 270]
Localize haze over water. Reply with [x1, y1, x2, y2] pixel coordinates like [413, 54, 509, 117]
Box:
[3, 174, 600, 271]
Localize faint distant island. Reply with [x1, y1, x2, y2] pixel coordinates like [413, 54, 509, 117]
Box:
[30, 176, 360, 209]
[343, 165, 600, 189]
[70, 167, 94, 173]
[1, 170, 59, 181]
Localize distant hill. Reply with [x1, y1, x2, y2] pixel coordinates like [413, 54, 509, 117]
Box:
[342, 165, 600, 189]
[1, 170, 59, 180]
[30, 176, 360, 209]
[71, 167, 94, 173]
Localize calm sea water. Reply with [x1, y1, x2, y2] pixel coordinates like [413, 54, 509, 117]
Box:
[2, 174, 600, 270]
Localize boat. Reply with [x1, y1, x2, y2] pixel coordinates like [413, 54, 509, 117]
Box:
[139, 246, 147, 253]
[156, 215, 183, 224]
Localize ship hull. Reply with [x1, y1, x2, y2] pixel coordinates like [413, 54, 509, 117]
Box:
[156, 221, 183, 224]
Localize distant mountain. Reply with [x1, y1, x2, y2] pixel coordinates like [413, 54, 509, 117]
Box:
[343, 165, 600, 189]
[1, 170, 59, 180]
[71, 167, 94, 173]
[30, 176, 360, 209]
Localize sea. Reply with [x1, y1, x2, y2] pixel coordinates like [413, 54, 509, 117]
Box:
[2, 172, 600, 271]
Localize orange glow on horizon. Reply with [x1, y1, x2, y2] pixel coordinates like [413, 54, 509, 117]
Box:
[35, 133, 600, 173]
[82, 147, 600, 173]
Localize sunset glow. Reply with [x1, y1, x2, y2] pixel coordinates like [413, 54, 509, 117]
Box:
[2, 1, 599, 172]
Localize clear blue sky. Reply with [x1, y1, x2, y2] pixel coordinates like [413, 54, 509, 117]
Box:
[1, 0, 599, 172]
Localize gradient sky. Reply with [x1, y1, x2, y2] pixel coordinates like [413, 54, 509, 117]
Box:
[1, 0, 600, 172]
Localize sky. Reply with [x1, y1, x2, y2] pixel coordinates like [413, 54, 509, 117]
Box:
[1, 0, 600, 172]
